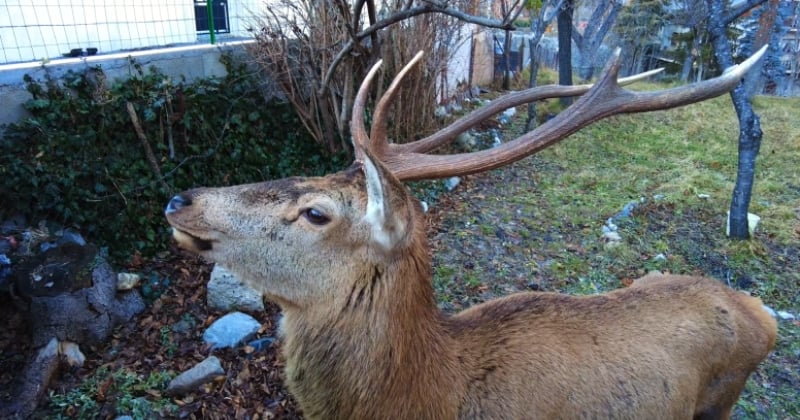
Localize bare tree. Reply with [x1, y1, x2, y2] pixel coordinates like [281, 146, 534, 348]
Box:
[742, 0, 781, 97]
[614, 0, 669, 76]
[670, 0, 709, 82]
[557, 0, 574, 106]
[705, 0, 770, 239]
[787, 6, 800, 95]
[525, 0, 563, 130]
[250, 0, 520, 153]
[571, 0, 623, 81]
[672, 0, 768, 82]
[498, 0, 526, 89]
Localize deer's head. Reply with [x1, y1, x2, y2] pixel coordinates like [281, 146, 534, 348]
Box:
[165, 147, 419, 311]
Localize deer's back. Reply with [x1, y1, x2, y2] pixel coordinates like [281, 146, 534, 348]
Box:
[447, 274, 776, 419]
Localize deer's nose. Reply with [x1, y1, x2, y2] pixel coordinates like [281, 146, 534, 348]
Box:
[165, 194, 192, 214]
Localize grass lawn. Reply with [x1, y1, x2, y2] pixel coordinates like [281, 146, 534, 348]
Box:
[428, 86, 800, 419]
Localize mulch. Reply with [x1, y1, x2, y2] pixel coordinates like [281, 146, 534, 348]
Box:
[0, 244, 299, 419]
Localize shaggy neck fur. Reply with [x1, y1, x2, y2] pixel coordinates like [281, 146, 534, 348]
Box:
[278, 209, 463, 420]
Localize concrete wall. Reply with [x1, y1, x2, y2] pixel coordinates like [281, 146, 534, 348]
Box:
[0, 40, 253, 127]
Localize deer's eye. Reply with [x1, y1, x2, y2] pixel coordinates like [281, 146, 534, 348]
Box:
[302, 208, 331, 225]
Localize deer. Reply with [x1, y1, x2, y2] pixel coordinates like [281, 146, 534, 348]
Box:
[165, 47, 777, 419]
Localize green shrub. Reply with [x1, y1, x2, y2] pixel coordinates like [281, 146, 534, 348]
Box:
[0, 54, 347, 261]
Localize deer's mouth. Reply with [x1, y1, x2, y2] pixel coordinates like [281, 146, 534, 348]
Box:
[171, 228, 214, 252]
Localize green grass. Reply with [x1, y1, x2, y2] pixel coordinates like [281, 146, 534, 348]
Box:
[431, 88, 800, 418]
[48, 367, 177, 419]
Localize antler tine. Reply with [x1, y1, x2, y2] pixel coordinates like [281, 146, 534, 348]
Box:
[380, 45, 767, 181]
[397, 67, 665, 155]
[369, 50, 425, 155]
[351, 58, 384, 161]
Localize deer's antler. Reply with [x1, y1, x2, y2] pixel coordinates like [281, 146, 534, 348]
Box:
[352, 46, 767, 181]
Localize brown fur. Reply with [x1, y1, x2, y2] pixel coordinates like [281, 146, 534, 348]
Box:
[165, 159, 776, 420]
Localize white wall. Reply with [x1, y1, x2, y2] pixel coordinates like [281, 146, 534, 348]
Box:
[0, 0, 266, 64]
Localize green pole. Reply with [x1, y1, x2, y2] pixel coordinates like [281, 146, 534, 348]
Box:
[206, 0, 216, 44]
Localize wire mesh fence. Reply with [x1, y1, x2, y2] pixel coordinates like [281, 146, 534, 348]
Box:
[0, 0, 263, 65]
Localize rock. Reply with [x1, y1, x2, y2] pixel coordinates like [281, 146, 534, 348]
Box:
[726, 212, 761, 237]
[116, 272, 141, 291]
[166, 356, 225, 396]
[0, 338, 62, 419]
[0, 254, 11, 290]
[247, 336, 276, 352]
[617, 200, 640, 218]
[14, 242, 98, 297]
[444, 177, 461, 192]
[492, 133, 502, 148]
[207, 265, 264, 312]
[26, 257, 145, 347]
[0, 238, 12, 254]
[457, 132, 477, 150]
[1, 215, 27, 235]
[59, 341, 86, 367]
[56, 229, 86, 246]
[203, 312, 262, 349]
[602, 231, 623, 248]
[652, 253, 667, 262]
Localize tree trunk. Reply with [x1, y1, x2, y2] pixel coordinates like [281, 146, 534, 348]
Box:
[526, 42, 542, 131]
[707, 0, 764, 240]
[743, 0, 779, 97]
[680, 31, 700, 82]
[557, 0, 574, 106]
[503, 29, 513, 89]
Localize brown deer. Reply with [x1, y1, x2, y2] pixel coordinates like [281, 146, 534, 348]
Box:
[165, 48, 776, 419]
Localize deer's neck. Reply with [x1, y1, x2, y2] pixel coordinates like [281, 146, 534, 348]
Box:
[279, 235, 461, 419]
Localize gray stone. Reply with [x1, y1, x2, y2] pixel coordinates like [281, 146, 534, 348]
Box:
[116, 273, 141, 291]
[420, 201, 430, 213]
[59, 341, 86, 367]
[26, 255, 145, 347]
[166, 356, 225, 396]
[457, 132, 477, 150]
[0, 338, 61, 419]
[444, 177, 462, 192]
[203, 312, 262, 349]
[207, 265, 264, 312]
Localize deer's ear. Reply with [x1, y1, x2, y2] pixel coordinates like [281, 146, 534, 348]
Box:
[360, 149, 410, 250]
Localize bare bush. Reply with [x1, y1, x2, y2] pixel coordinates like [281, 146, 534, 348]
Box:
[248, 0, 512, 153]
